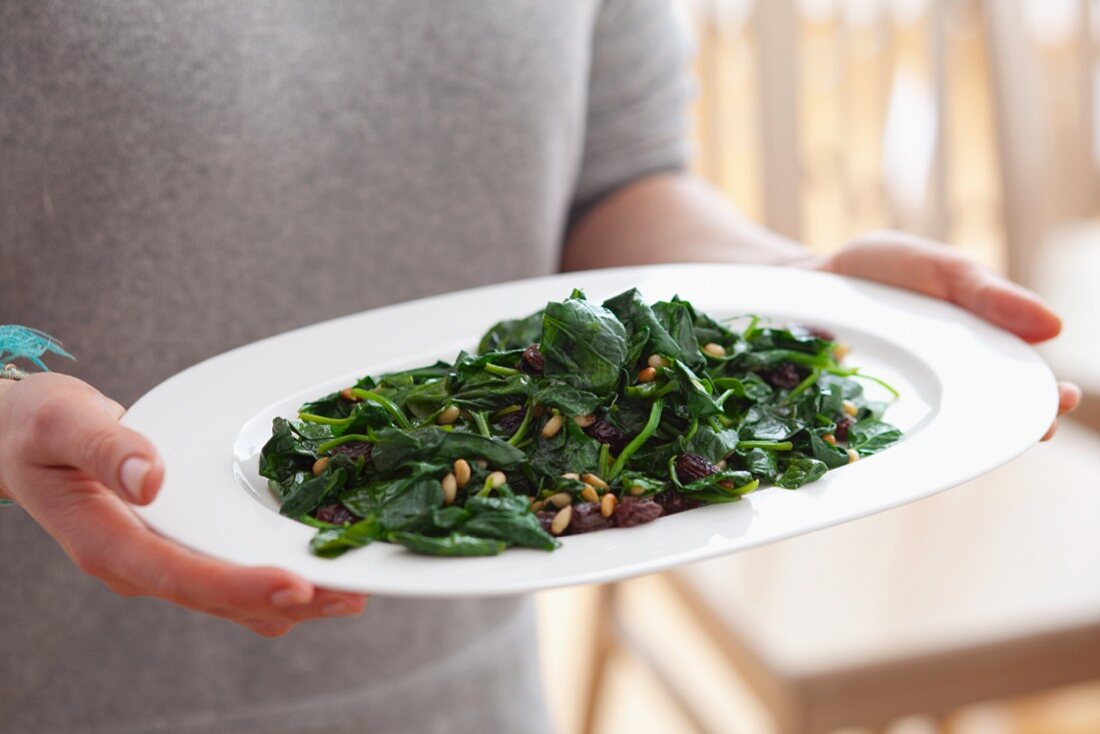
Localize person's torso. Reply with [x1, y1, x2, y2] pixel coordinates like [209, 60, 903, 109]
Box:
[0, 2, 599, 731]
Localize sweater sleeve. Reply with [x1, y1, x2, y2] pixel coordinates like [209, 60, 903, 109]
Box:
[569, 0, 695, 224]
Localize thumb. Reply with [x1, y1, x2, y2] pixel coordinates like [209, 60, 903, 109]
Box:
[31, 384, 164, 504]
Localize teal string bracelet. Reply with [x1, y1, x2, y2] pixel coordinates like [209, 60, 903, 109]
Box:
[1, 325, 75, 508]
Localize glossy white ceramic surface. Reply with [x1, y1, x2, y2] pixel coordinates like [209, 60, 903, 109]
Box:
[123, 265, 1057, 597]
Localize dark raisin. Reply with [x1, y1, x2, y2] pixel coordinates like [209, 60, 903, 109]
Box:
[585, 420, 627, 454]
[497, 408, 527, 437]
[835, 415, 854, 442]
[761, 362, 801, 390]
[675, 453, 719, 483]
[567, 502, 613, 534]
[790, 323, 836, 342]
[314, 503, 355, 525]
[613, 496, 663, 527]
[655, 488, 706, 515]
[536, 510, 557, 533]
[330, 441, 373, 461]
[520, 344, 545, 374]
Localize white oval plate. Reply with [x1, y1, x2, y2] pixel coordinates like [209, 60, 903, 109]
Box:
[123, 264, 1057, 597]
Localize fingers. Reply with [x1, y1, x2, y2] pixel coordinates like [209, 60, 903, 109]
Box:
[1040, 383, 1080, 441]
[48, 484, 366, 631]
[21, 375, 163, 504]
[946, 266, 1062, 343]
[825, 233, 1063, 343]
[1058, 382, 1082, 415]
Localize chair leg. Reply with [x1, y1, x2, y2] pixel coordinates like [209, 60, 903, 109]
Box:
[580, 584, 617, 734]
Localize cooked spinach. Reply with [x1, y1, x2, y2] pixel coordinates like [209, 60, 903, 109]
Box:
[260, 289, 903, 558]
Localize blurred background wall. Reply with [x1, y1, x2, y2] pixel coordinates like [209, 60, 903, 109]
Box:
[537, 1, 1100, 732]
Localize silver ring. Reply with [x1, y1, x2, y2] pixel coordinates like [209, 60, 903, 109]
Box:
[0, 363, 27, 381]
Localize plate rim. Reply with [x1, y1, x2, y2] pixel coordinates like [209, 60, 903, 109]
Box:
[123, 263, 1058, 597]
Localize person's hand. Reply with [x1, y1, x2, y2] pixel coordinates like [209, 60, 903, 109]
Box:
[819, 231, 1081, 439]
[0, 373, 367, 636]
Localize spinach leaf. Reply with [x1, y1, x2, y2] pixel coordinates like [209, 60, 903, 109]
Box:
[685, 425, 740, 464]
[809, 430, 850, 469]
[378, 476, 444, 531]
[602, 288, 683, 361]
[528, 419, 601, 481]
[775, 458, 827, 489]
[310, 517, 382, 558]
[389, 532, 507, 557]
[259, 418, 317, 483]
[478, 311, 544, 354]
[463, 512, 559, 551]
[279, 464, 347, 518]
[541, 298, 628, 395]
[653, 297, 705, 371]
[370, 427, 525, 473]
[849, 419, 903, 455]
[533, 381, 603, 415]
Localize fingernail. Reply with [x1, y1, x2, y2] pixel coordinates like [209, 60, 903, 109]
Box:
[119, 457, 151, 502]
[270, 586, 312, 608]
[322, 600, 353, 616]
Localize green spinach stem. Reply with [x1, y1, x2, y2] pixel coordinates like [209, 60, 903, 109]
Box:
[784, 368, 822, 404]
[484, 363, 520, 377]
[317, 433, 374, 454]
[298, 412, 354, 426]
[608, 397, 664, 480]
[472, 411, 492, 437]
[737, 440, 793, 451]
[349, 389, 412, 429]
[506, 403, 534, 446]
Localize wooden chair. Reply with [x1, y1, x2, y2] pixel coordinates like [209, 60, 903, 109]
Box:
[584, 420, 1100, 734]
[579, 2, 1100, 732]
[983, 0, 1100, 407]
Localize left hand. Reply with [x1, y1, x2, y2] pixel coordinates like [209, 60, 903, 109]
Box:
[819, 231, 1080, 440]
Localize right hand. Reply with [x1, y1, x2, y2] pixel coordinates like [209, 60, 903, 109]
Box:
[0, 372, 367, 636]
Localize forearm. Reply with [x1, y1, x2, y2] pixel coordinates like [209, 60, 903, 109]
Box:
[562, 173, 817, 271]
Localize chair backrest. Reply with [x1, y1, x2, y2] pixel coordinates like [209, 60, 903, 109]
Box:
[685, 0, 1100, 282]
[983, 0, 1100, 283]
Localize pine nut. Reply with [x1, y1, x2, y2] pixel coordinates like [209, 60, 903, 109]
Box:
[475, 459, 489, 469]
[561, 472, 580, 481]
[637, 366, 657, 383]
[847, 448, 860, 464]
[550, 506, 572, 535]
[842, 400, 858, 417]
[548, 492, 572, 508]
[489, 471, 507, 487]
[541, 414, 563, 438]
[647, 354, 669, 369]
[629, 484, 647, 496]
[716, 459, 728, 470]
[601, 493, 617, 517]
[340, 387, 362, 402]
[703, 342, 727, 358]
[441, 473, 458, 504]
[580, 486, 600, 503]
[312, 456, 330, 476]
[573, 414, 596, 428]
[438, 405, 461, 424]
[581, 473, 609, 490]
[833, 342, 851, 361]
[530, 500, 545, 512]
[823, 433, 837, 446]
[453, 458, 471, 488]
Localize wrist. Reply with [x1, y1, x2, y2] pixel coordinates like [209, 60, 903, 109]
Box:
[0, 380, 19, 504]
